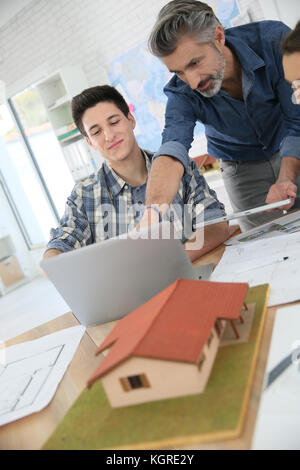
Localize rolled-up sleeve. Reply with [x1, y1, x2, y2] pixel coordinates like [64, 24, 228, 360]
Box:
[153, 89, 197, 172]
[45, 184, 92, 253]
[278, 79, 300, 159]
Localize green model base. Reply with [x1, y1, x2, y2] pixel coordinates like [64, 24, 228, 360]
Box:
[43, 284, 269, 450]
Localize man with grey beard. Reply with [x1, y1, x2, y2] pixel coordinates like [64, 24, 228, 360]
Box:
[141, 0, 300, 232]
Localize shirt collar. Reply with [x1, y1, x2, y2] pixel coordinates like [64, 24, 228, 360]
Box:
[225, 33, 265, 75]
[103, 149, 150, 197]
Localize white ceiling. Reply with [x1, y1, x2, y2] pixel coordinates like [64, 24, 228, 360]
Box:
[0, 0, 34, 29]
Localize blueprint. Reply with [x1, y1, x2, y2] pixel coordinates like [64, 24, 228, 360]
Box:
[211, 231, 300, 306]
[0, 326, 85, 427]
[252, 304, 300, 450]
[226, 211, 300, 246]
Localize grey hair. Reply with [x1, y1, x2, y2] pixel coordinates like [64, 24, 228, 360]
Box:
[148, 0, 222, 58]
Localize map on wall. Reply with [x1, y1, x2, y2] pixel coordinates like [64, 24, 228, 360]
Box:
[108, 0, 241, 153]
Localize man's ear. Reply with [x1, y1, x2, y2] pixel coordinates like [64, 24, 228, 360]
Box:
[85, 135, 95, 149]
[214, 25, 225, 50]
[128, 112, 136, 130]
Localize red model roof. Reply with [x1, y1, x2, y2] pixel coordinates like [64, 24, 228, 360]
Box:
[193, 154, 217, 168]
[87, 279, 248, 387]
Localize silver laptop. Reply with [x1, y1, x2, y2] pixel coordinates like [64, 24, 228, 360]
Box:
[41, 225, 213, 326]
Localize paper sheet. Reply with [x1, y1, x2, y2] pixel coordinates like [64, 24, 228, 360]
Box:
[252, 304, 300, 450]
[226, 210, 300, 246]
[211, 231, 300, 306]
[0, 325, 85, 427]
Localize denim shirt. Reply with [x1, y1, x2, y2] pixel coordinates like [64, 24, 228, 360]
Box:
[154, 21, 300, 169]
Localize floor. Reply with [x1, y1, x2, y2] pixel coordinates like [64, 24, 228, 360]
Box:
[0, 170, 232, 343]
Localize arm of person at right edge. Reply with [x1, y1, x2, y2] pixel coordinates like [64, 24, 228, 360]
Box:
[265, 24, 300, 210]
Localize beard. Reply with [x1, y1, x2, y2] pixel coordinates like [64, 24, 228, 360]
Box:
[196, 47, 225, 98]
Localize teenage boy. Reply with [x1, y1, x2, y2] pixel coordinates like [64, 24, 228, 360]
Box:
[44, 85, 230, 262]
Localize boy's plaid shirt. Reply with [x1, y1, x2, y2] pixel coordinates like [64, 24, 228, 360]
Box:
[46, 150, 225, 252]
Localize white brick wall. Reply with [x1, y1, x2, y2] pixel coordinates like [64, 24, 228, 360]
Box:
[0, 0, 169, 95]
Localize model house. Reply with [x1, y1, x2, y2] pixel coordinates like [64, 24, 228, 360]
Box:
[87, 279, 249, 408]
[193, 154, 219, 172]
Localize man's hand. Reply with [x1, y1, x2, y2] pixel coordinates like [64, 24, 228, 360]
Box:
[266, 181, 297, 211]
[266, 156, 300, 211]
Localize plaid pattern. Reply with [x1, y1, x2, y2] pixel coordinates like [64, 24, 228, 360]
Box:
[46, 150, 225, 252]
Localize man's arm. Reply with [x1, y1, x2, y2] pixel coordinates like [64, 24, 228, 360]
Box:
[139, 83, 197, 226]
[266, 25, 300, 209]
[266, 156, 300, 209]
[145, 156, 184, 205]
[138, 156, 184, 226]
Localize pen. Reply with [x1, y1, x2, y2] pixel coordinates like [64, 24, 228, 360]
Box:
[265, 353, 293, 389]
[265, 342, 300, 389]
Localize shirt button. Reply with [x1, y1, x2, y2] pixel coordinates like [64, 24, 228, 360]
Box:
[124, 184, 128, 189]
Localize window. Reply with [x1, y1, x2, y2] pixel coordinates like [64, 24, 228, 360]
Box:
[0, 104, 57, 247]
[10, 86, 74, 218]
[197, 352, 206, 371]
[120, 373, 150, 392]
[207, 330, 214, 348]
[214, 319, 224, 338]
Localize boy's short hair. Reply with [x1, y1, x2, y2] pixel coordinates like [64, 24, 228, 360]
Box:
[71, 85, 130, 136]
[281, 20, 300, 55]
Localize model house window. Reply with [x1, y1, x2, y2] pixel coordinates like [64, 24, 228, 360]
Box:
[120, 373, 150, 392]
[214, 319, 223, 338]
[197, 352, 206, 371]
[207, 331, 214, 348]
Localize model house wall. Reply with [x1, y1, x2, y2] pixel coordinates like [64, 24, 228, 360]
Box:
[101, 326, 223, 408]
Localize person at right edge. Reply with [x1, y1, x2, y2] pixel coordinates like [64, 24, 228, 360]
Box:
[141, 0, 300, 232]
